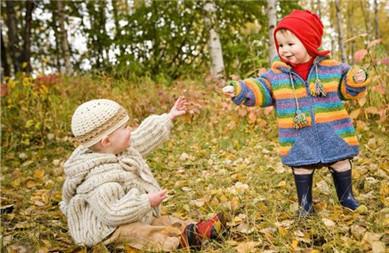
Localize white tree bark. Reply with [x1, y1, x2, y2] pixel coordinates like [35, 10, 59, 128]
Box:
[204, 2, 224, 79]
[267, 0, 277, 64]
[335, 0, 346, 63]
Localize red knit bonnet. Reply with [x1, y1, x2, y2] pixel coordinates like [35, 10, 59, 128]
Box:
[273, 10, 330, 58]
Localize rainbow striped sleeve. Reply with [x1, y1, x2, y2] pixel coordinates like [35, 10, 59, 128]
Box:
[232, 77, 273, 107]
[339, 64, 369, 100]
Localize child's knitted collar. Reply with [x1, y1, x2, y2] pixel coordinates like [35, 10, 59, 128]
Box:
[270, 56, 330, 73]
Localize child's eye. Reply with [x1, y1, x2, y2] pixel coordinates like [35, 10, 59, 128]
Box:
[279, 44, 283, 47]
[288, 43, 294, 46]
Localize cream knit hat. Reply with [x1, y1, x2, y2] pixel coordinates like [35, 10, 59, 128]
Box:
[71, 99, 129, 147]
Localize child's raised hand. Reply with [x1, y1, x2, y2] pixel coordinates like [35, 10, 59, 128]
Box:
[222, 82, 235, 98]
[353, 68, 367, 83]
[148, 189, 167, 208]
[168, 96, 188, 120]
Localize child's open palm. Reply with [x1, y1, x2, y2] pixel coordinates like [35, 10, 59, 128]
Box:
[353, 68, 367, 83]
[168, 96, 188, 120]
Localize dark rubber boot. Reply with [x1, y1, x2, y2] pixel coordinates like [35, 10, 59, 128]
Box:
[330, 169, 359, 210]
[293, 172, 314, 218]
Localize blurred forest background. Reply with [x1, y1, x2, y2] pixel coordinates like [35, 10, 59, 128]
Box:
[1, 0, 388, 252]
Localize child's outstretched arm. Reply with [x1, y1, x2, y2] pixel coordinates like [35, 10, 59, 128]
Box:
[167, 96, 188, 120]
[222, 76, 274, 107]
[131, 97, 187, 157]
[339, 65, 369, 100]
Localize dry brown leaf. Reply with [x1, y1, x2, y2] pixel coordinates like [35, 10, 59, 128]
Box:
[236, 241, 260, 253]
[236, 222, 254, 234]
[371, 241, 386, 253]
[26, 179, 37, 189]
[322, 218, 336, 228]
[350, 224, 367, 240]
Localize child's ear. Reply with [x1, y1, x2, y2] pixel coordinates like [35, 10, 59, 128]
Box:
[100, 136, 111, 147]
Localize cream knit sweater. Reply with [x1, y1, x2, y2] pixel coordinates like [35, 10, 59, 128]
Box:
[60, 114, 173, 246]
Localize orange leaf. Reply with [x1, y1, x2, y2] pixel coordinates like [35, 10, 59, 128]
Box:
[34, 169, 45, 180]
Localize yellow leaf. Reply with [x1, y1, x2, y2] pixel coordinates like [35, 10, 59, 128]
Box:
[219, 194, 228, 202]
[34, 169, 45, 179]
[231, 197, 240, 211]
[124, 244, 141, 253]
[11, 178, 21, 188]
[278, 227, 288, 237]
[25, 119, 34, 128]
[291, 239, 299, 249]
[277, 180, 286, 187]
[350, 109, 361, 119]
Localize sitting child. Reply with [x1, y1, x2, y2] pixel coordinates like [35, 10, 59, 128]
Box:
[60, 97, 225, 251]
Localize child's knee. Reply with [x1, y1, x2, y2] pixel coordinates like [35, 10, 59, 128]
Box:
[293, 168, 314, 175]
[329, 159, 351, 172]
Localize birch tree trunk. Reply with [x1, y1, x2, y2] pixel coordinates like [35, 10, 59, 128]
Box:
[335, 0, 346, 63]
[267, 0, 277, 65]
[204, 2, 224, 79]
[51, 2, 61, 72]
[5, 0, 20, 74]
[56, 0, 72, 75]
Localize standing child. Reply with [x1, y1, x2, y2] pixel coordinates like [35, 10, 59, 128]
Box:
[60, 97, 226, 251]
[223, 10, 369, 217]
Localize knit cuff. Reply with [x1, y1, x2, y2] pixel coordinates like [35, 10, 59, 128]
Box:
[346, 68, 370, 88]
[161, 113, 173, 131]
[231, 80, 247, 105]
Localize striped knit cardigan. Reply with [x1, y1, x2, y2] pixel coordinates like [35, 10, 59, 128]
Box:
[230, 56, 369, 167]
[60, 114, 172, 246]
